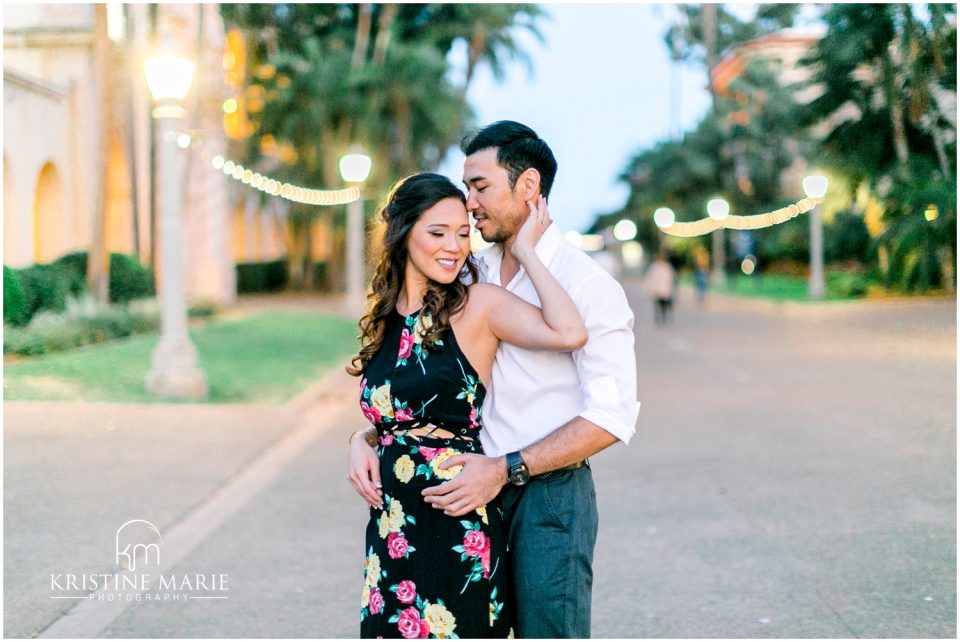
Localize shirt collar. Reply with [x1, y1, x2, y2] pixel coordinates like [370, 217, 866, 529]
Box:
[475, 223, 563, 287]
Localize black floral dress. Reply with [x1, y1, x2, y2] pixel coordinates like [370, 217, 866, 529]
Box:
[358, 308, 512, 639]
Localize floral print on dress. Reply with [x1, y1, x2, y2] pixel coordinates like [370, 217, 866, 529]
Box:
[360, 308, 509, 638]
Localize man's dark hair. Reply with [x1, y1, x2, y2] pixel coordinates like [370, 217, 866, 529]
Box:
[460, 120, 558, 198]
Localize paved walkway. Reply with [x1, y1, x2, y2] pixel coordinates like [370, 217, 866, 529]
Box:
[3, 286, 955, 638]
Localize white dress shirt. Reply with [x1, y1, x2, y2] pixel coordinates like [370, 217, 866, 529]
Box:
[475, 224, 640, 457]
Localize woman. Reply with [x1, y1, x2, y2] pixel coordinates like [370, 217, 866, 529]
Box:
[346, 173, 586, 639]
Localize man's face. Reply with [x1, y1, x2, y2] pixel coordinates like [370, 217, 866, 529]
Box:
[462, 148, 526, 244]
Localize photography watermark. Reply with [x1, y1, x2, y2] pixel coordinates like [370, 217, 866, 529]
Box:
[49, 519, 229, 602]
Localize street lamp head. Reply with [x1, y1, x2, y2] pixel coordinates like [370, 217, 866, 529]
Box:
[653, 207, 675, 229]
[802, 175, 829, 199]
[613, 218, 638, 242]
[707, 197, 730, 221]
[340, 149, 372, 184]
[144, 56, 195, 101]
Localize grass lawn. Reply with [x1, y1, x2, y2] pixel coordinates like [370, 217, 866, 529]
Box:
[3, 311, 359, 404]
[681, 272, 846, 302]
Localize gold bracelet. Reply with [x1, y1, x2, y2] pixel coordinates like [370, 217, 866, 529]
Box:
[349, 428, 377, 447]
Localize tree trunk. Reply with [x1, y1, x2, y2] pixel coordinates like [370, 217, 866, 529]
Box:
[89, 4, 112, 304]
[351, 4, 373, 70]
[372, 4, 397, 66]
[881, 49, 910, 170]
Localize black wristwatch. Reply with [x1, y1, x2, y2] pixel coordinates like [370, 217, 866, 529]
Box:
[505, 451, 530, 486]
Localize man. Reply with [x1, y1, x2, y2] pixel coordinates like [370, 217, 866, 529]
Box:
[349, 121, 638, 637]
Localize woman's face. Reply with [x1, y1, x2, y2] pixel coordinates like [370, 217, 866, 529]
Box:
[405, 197, 471, 285]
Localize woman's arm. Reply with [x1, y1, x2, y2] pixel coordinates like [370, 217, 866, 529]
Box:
[479, 196, 587, 351]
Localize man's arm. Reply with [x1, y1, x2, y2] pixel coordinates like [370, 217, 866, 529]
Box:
[423, 272, 639, 516]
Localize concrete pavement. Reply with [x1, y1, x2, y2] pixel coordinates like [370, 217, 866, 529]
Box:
[3, 285, 955, 637]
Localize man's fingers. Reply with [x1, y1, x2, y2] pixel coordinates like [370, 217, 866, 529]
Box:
[444, 497, 476, 517]
[422, 479, 460, 497]
[439, 455, 467, 470]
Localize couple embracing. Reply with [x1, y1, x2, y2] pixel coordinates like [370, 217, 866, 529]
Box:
[346, 121, 639, 639]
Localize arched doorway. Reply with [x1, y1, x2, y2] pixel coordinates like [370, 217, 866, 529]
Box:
[32, 161, 65, 263]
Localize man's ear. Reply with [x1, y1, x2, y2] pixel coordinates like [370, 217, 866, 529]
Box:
[517, 168, 542, 201]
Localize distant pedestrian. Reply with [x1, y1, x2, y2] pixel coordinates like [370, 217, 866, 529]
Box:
[693, 245, 710, 306]
[645, 251, 676, 326]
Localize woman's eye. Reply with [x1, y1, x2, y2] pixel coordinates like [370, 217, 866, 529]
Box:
[477, 186, 487, 193]
[459, 233, 469, 238]
[429, 232, 444, 237]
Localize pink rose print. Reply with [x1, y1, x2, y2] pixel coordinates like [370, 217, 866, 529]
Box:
[369, 587, 384, 615]
[481, 546, 491, 579]
[418, 446, 441, 461]
[379, 433, 394, 446]
[361, 401, 380, 424]
[469, 406, 479, 428]
[395, 580, 417, 604]
[387, 531, 409, 559]
[397, 329, 414, 360]
[395, 406, 414, 422]
[463, 529, 489, 558]
[397, 606, 430, 639]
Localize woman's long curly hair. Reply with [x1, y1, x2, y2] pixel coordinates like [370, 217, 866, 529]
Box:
[346, 173, 479, 377]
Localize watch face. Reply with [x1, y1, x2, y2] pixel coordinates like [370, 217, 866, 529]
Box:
[509, 465, 529, 485]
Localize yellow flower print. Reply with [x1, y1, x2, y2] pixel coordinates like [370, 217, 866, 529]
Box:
[378, 512, 390, 539]
[475, 505, 489, 525]
[370, 383, 395, 419]
[423, 601, 457, 638]
[364, 553, 381, 587]
[394, 455, 415, 483]
[361, 584, 370, 608]
[412, 314, 433, 344]
[489, 602, 494, 627]
[466, 390, 475, 405]
[430, 449, 462, 480]
[388, 498, 406, 532]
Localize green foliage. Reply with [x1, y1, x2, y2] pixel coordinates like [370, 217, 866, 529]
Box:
[826, 267, 875, 299]
[16, 264, 78, 320]
[3, 266, 28, 327]
[798, 4, 957, 292]
[3, 298, 161, 357]
[236, 259, 289, 293]
[108, 254, 155, 303]
[825, 211, 873, 264]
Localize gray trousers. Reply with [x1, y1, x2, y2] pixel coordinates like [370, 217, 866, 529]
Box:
[499, 465, 599, 638]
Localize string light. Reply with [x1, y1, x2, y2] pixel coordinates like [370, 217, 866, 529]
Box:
[657, 196, 819, 238]
[210, 155, 359, 206]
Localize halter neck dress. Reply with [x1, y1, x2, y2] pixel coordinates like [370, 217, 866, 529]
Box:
[358, 308, 512, 639]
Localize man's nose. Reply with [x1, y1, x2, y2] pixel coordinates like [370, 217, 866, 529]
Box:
[465, 191, 479, 211]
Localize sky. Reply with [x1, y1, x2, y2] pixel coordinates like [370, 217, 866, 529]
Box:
[438, 3, 714, 234]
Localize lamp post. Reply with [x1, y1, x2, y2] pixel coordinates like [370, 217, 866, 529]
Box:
[706, 197, 730, 286]
[143, 52, 208, 398]
[340, 148, 372, 317]
[802, 174, 829, 299]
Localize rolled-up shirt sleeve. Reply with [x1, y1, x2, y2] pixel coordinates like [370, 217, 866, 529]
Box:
[571, 273, 640, 444]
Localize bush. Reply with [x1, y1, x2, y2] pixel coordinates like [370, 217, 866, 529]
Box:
[825, 211, 873, 264]
[3, 266, 29, 327]
[236, 259, 288, 293]
[826, 266, 875, 298]
[52, 251, 155, 304]
[16, 264, 78, 320]
[109, 253, 155, 303]
[3, 295, 162, 357]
